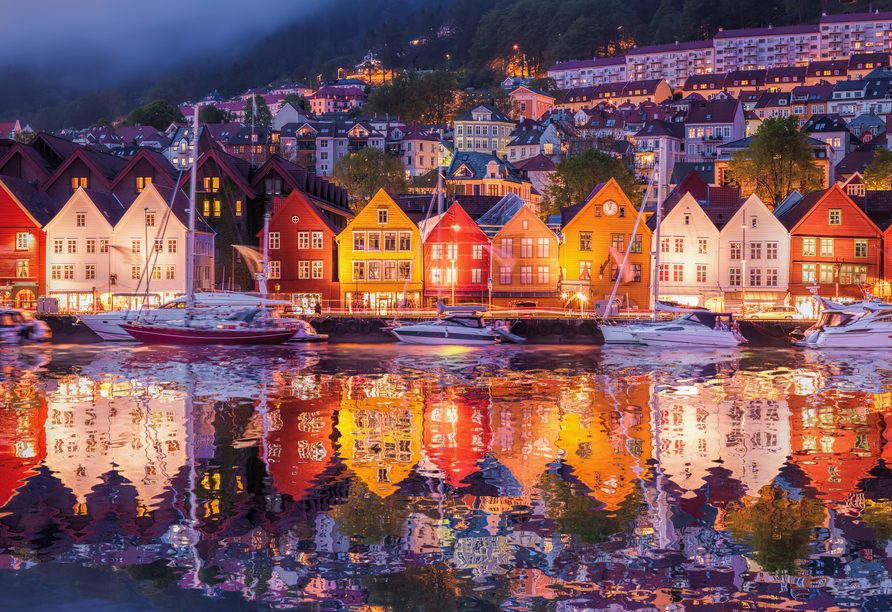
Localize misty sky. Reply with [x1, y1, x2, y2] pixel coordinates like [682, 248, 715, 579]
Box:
[3, 0, 322, 75]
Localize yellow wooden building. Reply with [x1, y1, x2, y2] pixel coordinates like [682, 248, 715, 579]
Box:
[336, 189, 424, 313]
[559, 178, 652, 311]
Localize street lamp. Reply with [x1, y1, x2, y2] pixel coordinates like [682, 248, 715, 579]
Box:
[576, 291, 586, 317]
[740, 212, 747, 315]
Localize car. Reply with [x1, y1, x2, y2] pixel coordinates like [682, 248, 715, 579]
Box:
[747, 305, 805, 320]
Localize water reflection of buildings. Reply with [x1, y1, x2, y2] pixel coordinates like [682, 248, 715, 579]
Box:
[4, 356, 892, 610]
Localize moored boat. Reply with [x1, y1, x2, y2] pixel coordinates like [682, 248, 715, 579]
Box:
[120, 308, 297, 345]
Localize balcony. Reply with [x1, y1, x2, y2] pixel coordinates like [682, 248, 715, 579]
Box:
[296, 142, 317, 150]
[702, 133, 724, 142]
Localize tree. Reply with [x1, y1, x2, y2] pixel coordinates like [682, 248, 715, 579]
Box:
[863, 148, 892, 190]
[120, 99, 185, 130]
[283, 93, 309, 110]
[541, 148, 640, 216]
[243, 95, 272, 126]
[331, 147, 411, 212]
[13, 130, 35, 144]
[198, 105, 229, 124]
[726, 115, 823, 208]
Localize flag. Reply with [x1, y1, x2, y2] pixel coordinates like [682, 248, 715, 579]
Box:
[608, 246, 633, 283]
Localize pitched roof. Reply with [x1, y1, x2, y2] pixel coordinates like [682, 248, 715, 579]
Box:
[674, 169, 710, 202]
[670, 162, 714, 184]
[251, 155, 350, 212]
[151, 184, 214, 234]
[454, 103, 515, 124]
[0, 176, 63, 226]
[803, 114, 849, 133]
[517, 154, 556, 172]
[84, 189, 129, 227]
[110, 148, 179, 190]
[686, 98, 740, 125]
[549, 57, 625, 71]
[714, 24, 818, 38]
[508, 130, 541, 147]
[836, 151, 877, 176]
[180, 148, 256, 197]
[476, 193, 528, 231]
[627, 40, 712, 55]
[821, 11, 892, 23]
[774, 188, 829, 230]
[634, 119, 684, 139]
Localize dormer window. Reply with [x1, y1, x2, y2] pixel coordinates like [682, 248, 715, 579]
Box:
[136, 176, 152, 192]
[251, 134, 259, 143]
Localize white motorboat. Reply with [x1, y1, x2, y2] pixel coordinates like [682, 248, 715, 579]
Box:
[285, 318, 328, 343]
[78, 291, 292, 341]
[0, 310, 52, 343]
[794, 296, 892, 350]
[628, 311, 747, 347]
[386, 303, 524, 345]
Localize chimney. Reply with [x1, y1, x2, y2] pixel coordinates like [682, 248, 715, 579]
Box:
[769, 25, 772, 29]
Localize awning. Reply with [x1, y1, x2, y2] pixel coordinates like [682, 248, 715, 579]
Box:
[492, 291, 562, 298]
[657, 286, 709, 297]
[724, 291, 787, 301]
[424, 290, 488, 297]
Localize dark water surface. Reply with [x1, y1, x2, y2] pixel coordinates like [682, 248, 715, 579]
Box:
[0, 343, 891, 611]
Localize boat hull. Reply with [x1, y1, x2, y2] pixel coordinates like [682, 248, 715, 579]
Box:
[629, 329, 744, 348]
[812, 329, 892, 349]
[389, 327, 498, 345]
[601, 325, 647, 344]
[120, 324, 297, 345]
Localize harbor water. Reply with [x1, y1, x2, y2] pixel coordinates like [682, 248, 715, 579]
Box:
[0, 343, 890, 611]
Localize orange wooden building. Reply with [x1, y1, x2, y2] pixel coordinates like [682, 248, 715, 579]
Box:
[490, 205, 561, 307]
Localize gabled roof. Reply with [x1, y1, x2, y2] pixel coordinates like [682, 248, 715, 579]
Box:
[836, 151, 877, 177]
[849, 53, 890, 69]
[476, 193, 529, 235]
[455, 103, 513, 124]
[251, 155, 350, 213]
[774, 187, 829, 230]
[43, 146, 129, 191]
[803, 114, 849, 134]
[446, 151, 527, 186]
[0, 176, 64, 226]
[634, 119, 684, 140]
[145, 184, 214, 234]
[766, 66, 807, 81]
[508, 130, 541, 147]
[0, 142, 55, 180]
[674, 169, 710, 202]
[683, 73, 726, 89]
[807, 60, 849, 76]
[517, 154, 555, 172]
[670, 162, 714, 185]
[41, 187, 127, 231]
[686, 99, 740, 125]
[180, 148, 256, 197]
[110, 147, 179, 190]
[264, 191, 339, 237]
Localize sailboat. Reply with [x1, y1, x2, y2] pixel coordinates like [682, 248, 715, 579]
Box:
[120, 109, 297, 346]
[599, 169, 746, 348]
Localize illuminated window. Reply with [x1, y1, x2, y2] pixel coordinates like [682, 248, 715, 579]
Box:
[802, 263, 816, 283]
[76, 213, 86, 227]
[15, 232, 28, 250]
[698, 239, 707, 254]
[820, 238, 834, 257]
[673, 264, 683, 281]
[67, 239, 77, 254]
[132, 239, 140, 254]
[802, 237, 816, 256]
[152, 266, 161, 280]
[270, 232, 281, 249]
[131, 266, 141, 280]
[213, 200, 221, 217]
[299, 261, 310, 279]
[579, 233, 592, 251]
[136, 176, 152, 192]
[235, 200, 242, 216]
[168, 239, 177, 253]
[203, 200, 210, 217]
[829, 209, 841, 225]
[312, 261, 323, 279]
[729, 268, 741, 286]
[166, 266, 175, 280]
[269, 261, 281, 279]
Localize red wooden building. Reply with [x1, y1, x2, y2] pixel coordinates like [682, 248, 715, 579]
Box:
[776, 184, 882, 314]
[259, 191, 341, 313]
[0, 176, 63, 307]
[422, 202, 491, 306]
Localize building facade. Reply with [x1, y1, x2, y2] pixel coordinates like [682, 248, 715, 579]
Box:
[422, 202, 491, 306]
[490, 205, 560, 307]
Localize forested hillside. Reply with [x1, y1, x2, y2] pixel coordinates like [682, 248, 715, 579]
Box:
[1, 0, 886, 131]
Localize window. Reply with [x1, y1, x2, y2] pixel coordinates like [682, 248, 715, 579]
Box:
[15, 232, 28, 250]
[166, 266, 175, 280]
[630, 235, 642, 253]
[203, 200, 210, 217]
[367, 261, 381, 280]
[661, 237, 670, 253]
[132, 239, 140, 254]
[766, 268, 778, 286]
[520, 266, 532, 284]
[15, 260, 28, 278]
[367, 232, 381, 251]
[672, 264, 683, 282]
[154, 239, 163, 253]
[383, 232, 396, 251]
[500, 267, 511, 284]
[382, 261, 395, 281]
[70, 177, 87, 190]
[203, 176, 219, 192]
[66, 239, 76, 254]
[152, 266, 161, 280]
[674, 237, 684, 253]
[537, 266, 549, 283]
[353, 232, 365, 251]
[100, 239, 108, 253]
[750, 242, 761, 260]
[472, 244, 484, 260]
[820, 238, 834, 257]
[51, 265, 61, 280]
[766, 242, 777, 259]
[377, 209, 388, 225]
[131, 266, 141, 280]
[145, 213, 155, 227]
[696, 265, 707, 283]
[76, 213, 86, 227]
[684, 214, 691, 226]
[501, 238, 513, 257]
[729, 268, 741, 286]
[84, 239, 95, 254]
[521, 238, 533, 257]
[730, 242, 741, 260]
[579, 232, 592, 251]
[751, 216, 758, 228]
[659, 264, 669, 282]
[353, 261, 365, 281]
[299, 261, 310, 279]
[213, 200, 221, 217]
[802, 237, 816, 256]
[84, 264, 95, 280]
[619, 207, 625, 218]
[595, 206, 601, 217]
[136, 176, 152, 192]
[698, 239, 707, 254]
[296, 232, 309, 249]
[855, 239, 868, 258]
[431, 244, 442, 260]
[444, 267, 455, 284]
[236, 200, 242, 217]
[579, 261, 592, 280]
[749, 268, 761, 286]
[611, 234, 624, 253]
[631, 263, 642, 282]
[398, 261, 411, 280]
[399, 232, 411, 251]
[269, 261, 281, 279]
[802, 263, 816, 283]
[53, 239, 63, 254]
[168, 239, 177, 253]
[829, 209, 841, 225]
[534, 237, 549, 258]
[471, 268, 483, 283]
[819, 264, 834, 284]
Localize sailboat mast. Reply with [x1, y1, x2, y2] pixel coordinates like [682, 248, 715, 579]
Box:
[651, 169, 664, 320]
[186, 107, 198, 301]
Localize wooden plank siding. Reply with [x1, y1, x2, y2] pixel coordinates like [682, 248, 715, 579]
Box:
[0, 182, 44, 305]
[559, 178, 653, 310]
[491, 205, 561, 307]
[422, 202, 491, 306]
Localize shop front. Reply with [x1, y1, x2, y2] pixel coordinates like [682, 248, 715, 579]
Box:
[724, 291, 788, 316]
[344, 291, 422, 314]
[291, 293, 322, 315]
